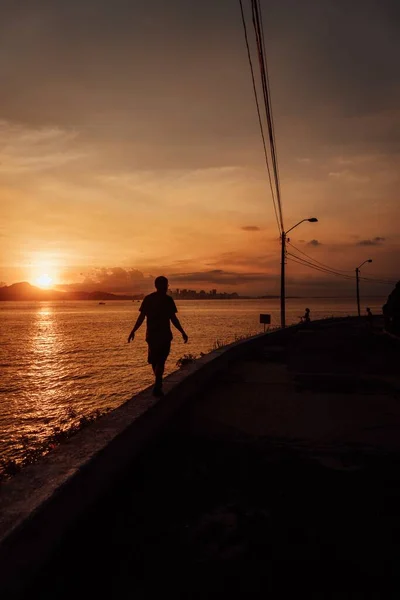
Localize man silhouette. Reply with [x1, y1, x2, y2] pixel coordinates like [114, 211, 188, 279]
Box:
[383, 281, 400, 335]
[128, 276, 188, 396]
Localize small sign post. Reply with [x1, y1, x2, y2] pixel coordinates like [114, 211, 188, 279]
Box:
[259, 313, 271, 332]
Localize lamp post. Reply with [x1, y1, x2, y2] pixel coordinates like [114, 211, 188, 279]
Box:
[280, 218, 318, 328]
[355, 259, 372, 317]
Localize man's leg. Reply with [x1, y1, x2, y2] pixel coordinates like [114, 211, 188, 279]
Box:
[149, 342, 170, 396]
[153, 361, 166, 396]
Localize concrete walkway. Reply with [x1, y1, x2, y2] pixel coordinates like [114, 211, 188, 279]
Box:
[182, 320, 400, 464]
[19, 319, 400, 598]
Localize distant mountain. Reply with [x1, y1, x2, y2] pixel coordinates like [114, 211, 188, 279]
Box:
[0, 282, 135, 301]
[0, 282, 63, 301]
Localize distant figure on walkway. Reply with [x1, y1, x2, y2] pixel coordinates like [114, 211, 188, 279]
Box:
[366, 307, 373, 328]
[383, 281, 400, 335]
[128, 276, 188, 397]
[302, 308, 311, 323]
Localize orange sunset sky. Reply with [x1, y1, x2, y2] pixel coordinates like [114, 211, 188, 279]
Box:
[1, 0, 399, 296]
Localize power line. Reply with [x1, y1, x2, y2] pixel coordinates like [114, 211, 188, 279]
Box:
[287, 241, 352, 273]
[359, 275, 397, 285]
[287, 252, 394, 285]
[287, 253, 396, 285]
[286, 253, 355, 280]
[287, 256, 349, 279]
[287, 242, 397, 285]
[238, 2, 395, 294]
[238, 0, 281, 234]
[358, 271, 397, 284]
[251, 0, 284, 232]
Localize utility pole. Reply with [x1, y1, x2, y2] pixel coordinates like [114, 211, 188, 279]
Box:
[355, 259, 372, 317]
[280, 232, 286, 328]
[280, 218, 318, 328]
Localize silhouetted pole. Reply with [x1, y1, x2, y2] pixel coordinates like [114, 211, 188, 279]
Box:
[280, 232, 286, 328]
[355, 259, 372, 317]
[280, 217, 318, 328]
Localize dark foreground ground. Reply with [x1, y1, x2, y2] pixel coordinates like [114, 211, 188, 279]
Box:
[27, 319, 400, 598]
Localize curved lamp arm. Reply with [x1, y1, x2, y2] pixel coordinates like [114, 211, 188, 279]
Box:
[285, 217, 318, 236]
[356, 259, 372, 270]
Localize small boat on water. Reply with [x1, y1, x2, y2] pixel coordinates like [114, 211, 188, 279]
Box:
[98, 302, 106, 305]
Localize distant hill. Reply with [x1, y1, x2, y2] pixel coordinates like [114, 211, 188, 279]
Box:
[0, 282, 135, 301]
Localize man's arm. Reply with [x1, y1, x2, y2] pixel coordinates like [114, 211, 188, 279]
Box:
[128, 312, 145, 343]
[171, 314, 188, 343]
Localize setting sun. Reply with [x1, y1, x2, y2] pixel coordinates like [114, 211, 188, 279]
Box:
[36, 273, 53, 288]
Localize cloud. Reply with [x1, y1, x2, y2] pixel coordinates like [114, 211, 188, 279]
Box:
[57, 266, 279, 295]
[48, 254, 399, 297]
[205, 251, 277, 270]
[357, 239, 375, 246]
[307, 239, 322, 247]
[357, 237, 386, 246]
[241, 226, 261, 232]
[59, 267, 150, 294]
[0, 120, 85, 175]
[168, 269, 273, 286]
[328, 169, 371, 184]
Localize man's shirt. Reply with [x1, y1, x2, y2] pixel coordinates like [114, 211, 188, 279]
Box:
[139, 292, 178, 344]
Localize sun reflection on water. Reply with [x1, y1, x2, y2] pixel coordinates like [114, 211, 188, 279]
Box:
[33, 305, 59, 357]
[33, 303, 67, 376]
[23, 304, 68, 440]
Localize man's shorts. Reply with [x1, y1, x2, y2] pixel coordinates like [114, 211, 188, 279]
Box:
[147, 341, 171, 366]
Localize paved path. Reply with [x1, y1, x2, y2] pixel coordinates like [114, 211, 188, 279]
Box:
[182, 320, 400, 465]
[26, 319, 400, 598]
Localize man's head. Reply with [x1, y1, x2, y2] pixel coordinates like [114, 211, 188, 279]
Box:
[155, 276, 168, 294]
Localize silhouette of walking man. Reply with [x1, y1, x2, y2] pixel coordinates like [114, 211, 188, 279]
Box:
[128, 276, 188, 397]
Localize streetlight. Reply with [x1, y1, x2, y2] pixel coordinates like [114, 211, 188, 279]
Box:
[355, 259, 372, 317]
[281, 218, 318, 328]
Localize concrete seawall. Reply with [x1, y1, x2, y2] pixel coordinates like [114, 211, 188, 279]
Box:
[0, 322, 308, 598]
[3, 316, 389, 597]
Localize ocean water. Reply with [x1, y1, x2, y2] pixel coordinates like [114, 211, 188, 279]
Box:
[0, 298, 385, 466]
